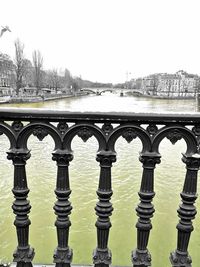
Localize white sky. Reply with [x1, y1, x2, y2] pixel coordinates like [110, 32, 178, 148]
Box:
[1, 0, 200, 83]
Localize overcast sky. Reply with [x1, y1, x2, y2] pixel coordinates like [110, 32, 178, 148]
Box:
[1, 0, 200, 83]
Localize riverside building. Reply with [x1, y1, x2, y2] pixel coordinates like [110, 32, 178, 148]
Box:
[141, 70, 199, 98]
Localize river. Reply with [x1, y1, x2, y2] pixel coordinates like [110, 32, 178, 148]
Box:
[0, 93, 199, 267]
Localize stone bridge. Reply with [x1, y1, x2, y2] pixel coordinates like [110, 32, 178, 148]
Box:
[81, 88, 113, 95]
[80, 88, 143, 96]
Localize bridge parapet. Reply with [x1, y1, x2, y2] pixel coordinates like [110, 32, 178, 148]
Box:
[0, 109, 200, 267]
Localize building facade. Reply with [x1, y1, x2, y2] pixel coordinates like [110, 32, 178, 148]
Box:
[0, 53, 15, 90]
[141, 70, 199, 97]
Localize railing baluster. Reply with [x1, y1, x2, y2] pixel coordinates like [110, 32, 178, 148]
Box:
[170, 153, 200, 267]
[93, 151, 116, 267]
[132, 152, 161, 267]
[52, 149, 73, 267]
[7, 148, 35, 267]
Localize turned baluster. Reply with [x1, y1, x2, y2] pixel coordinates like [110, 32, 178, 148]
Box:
[170, 153, 200, 267]
[93, 151, 116, 267]
[52, 149, 73, 267]
[132, 152, 161, 267]
[7, 148, 35, 267]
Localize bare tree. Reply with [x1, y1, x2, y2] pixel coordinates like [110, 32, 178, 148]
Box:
[52, 69, 60, 93]
[14, 39, 26, 95]
[46, 69, 60, 93]
[23, 59, 34, 87]
[32, 50, 43, 95]
[73, 76, 83, 91]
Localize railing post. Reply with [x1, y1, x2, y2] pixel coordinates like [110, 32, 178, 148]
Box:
[170, 153, 200, 267]
[93, 150, 116, 267]
[132, 152, 161, 267]
[52, 149, 73, 267]
[7, 148, 35, 267]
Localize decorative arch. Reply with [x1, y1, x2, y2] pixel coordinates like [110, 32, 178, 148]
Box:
[107, 124, 152, 153]
[63, 123, 107, 152]
[0, 121, 16, 149]
[152, 125, 198, 155]
[16, 121, 62, 150]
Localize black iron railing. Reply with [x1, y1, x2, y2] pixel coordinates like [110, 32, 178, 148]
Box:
[0, 108, 200, 267]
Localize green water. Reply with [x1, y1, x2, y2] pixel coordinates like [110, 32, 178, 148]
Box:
[0, 94, 200, 267]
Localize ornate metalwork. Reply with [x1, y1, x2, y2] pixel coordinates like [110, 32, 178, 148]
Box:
[146, 124, 158, 136]
[0, 109, 199, 267]
[102, 123, 113, 135]
[33, 126, 48, 141]
[132, 249, 151, 266]
[122, 128, 137, 143]
[57, 122, 68, 135]
[170, 251, 192, 267]
[77, 126, 93, 142]
[192, 125, 200, 152]
[93, 249, 112, 265]
[7, 148, 35, 267]
[11, 121, 24, 132]
[52, 150, 73, 267]
[170, 154, 200, 267]
[132, 152, 161, 267]
[93, 151, 116, 267]
[167, 129, 183, 145]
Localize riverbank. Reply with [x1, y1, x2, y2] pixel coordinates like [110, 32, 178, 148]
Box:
[142, 94, 195, 100]
[126, 91, 195, 99]
[6, 92, 88, 104]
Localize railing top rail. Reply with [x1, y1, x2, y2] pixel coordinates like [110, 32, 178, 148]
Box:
[0, 107, 200, 124]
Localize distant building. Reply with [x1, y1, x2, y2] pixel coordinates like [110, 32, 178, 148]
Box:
[0, 53, 15, 89]
[141, 70, 199, 97]
[0, 67, 15, 88]
[0, 86, 13, 96]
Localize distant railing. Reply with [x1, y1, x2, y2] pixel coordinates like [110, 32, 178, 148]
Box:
[0, 108, 200, 267]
